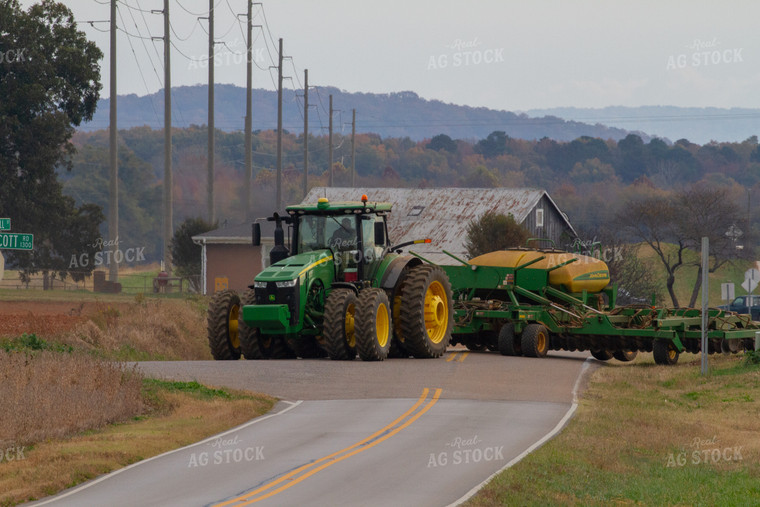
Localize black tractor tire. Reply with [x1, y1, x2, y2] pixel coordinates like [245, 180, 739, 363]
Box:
[355, 288, 393, 361]
[653, 340, 680, 365]
[238, 289, 266, 360]
[521, 323, 550, 358]
[613, 349, 638, 362]
[399, 265, 454, 359]
[323, 289, 359, 360]
[207, 290, 242, 360]
[498, 324, 521, 356]
[590, 349, 614, 361]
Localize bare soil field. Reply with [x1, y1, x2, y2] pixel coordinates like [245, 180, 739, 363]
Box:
[0, 300, 131, 338]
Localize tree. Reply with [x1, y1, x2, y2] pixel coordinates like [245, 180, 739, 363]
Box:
[616, 186, 741, 307]
[475, 131, 508, 158]
[617, 134, 645, 182]
[464, 211, 530, 258]
[0, 1, 103, 285]
[427, 134, 457, 153]
[171, 218, 216, 292]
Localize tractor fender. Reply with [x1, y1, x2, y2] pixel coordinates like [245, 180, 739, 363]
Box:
[379, 255, 423, 293]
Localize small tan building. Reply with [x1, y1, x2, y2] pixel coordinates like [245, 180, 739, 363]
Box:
[192, 223, 273, 295]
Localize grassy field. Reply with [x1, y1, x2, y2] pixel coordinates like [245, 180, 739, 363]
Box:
[469, 352, 760, 506]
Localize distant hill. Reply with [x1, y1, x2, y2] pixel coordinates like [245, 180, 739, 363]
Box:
[80, 84, 650, 142]
[524, 106, 760, 145]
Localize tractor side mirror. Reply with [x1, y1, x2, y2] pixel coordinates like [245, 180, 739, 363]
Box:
[252, 223, 261, 246]
[374, 221, 385, 246]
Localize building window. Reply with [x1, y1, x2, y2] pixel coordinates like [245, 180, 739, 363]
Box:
[536, 208, 544, 228]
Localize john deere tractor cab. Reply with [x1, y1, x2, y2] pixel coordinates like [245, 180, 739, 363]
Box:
[207, 195, 454, 361]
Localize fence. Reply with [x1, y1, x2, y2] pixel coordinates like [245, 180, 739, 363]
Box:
[0, 272, 201, 295]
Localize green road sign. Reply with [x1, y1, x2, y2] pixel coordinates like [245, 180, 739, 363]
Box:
[0, 232, 34, 250]
[0, 218, 9, 231]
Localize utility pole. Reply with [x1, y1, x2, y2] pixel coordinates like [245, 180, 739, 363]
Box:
[207, 0, 215, 223]
[351, 108, 356, 188]
[244, 0, 252, 221]
[328, 94, 333, 187]
[303, 69, 308, 198]
[276, 38, 283, 211]
[162, 0, 172, 274]
[108, 0, 118, 284]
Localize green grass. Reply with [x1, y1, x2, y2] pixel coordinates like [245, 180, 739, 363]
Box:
[0, 333, 73, 353]
[142, 379, 234, 401]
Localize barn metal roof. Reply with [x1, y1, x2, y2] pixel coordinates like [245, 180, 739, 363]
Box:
[304, 187, 577, 264]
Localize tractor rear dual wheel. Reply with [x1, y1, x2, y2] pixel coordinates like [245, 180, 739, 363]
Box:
[207, 290, 243, 360]
[399, 265, 454, 359]
[323, 289, 359, 360]
[355, 288, 393, 361]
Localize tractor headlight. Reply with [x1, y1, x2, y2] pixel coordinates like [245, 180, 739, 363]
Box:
[253, 281, 267, 289]
[275, 279, 298, 288]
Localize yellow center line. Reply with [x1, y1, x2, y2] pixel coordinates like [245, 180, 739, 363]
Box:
[215, 388, 442, 507]
[458, 351, 469, 362]
[446, 352, 458, 362]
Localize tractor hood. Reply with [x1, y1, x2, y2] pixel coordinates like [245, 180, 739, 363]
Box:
[254, 250, 333, 283]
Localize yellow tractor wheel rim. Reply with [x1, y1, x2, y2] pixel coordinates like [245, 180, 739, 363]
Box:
[424, 281, 448, 344]
[376, 302, 390, 348]
[228, 304, 240, 349]
[345, 303, 356, 348]
[536, 329, 547, 353]
[668, 347, 677, 361]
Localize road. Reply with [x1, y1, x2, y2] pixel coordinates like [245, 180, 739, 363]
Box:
[32, 350, 595, 507]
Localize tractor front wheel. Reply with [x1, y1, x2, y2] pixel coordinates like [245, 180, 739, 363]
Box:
[399, 265, 453, 358]
[521, 324, 549, 358]
[207, 290, 242, 360]
[355, 288, 392, 361]
[323, 289, 359, 360]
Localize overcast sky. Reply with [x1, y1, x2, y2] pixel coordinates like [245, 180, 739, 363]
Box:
[28, 0, 760, 111]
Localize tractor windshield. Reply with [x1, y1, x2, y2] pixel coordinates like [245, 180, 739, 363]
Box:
[296, 215, 359, 254]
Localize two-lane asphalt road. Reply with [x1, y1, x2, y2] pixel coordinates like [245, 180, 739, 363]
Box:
[33, 350, 595, 506]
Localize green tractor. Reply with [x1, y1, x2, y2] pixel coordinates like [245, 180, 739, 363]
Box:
[207, 195, 453, 361]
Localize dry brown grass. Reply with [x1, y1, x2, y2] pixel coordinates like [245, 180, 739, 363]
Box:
[0, 351, 144, 447]
[0, 387, 275, 506]
[63, 298, 212, 360]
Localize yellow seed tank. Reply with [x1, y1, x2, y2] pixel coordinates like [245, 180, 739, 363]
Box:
[468, 249, 610, 293]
